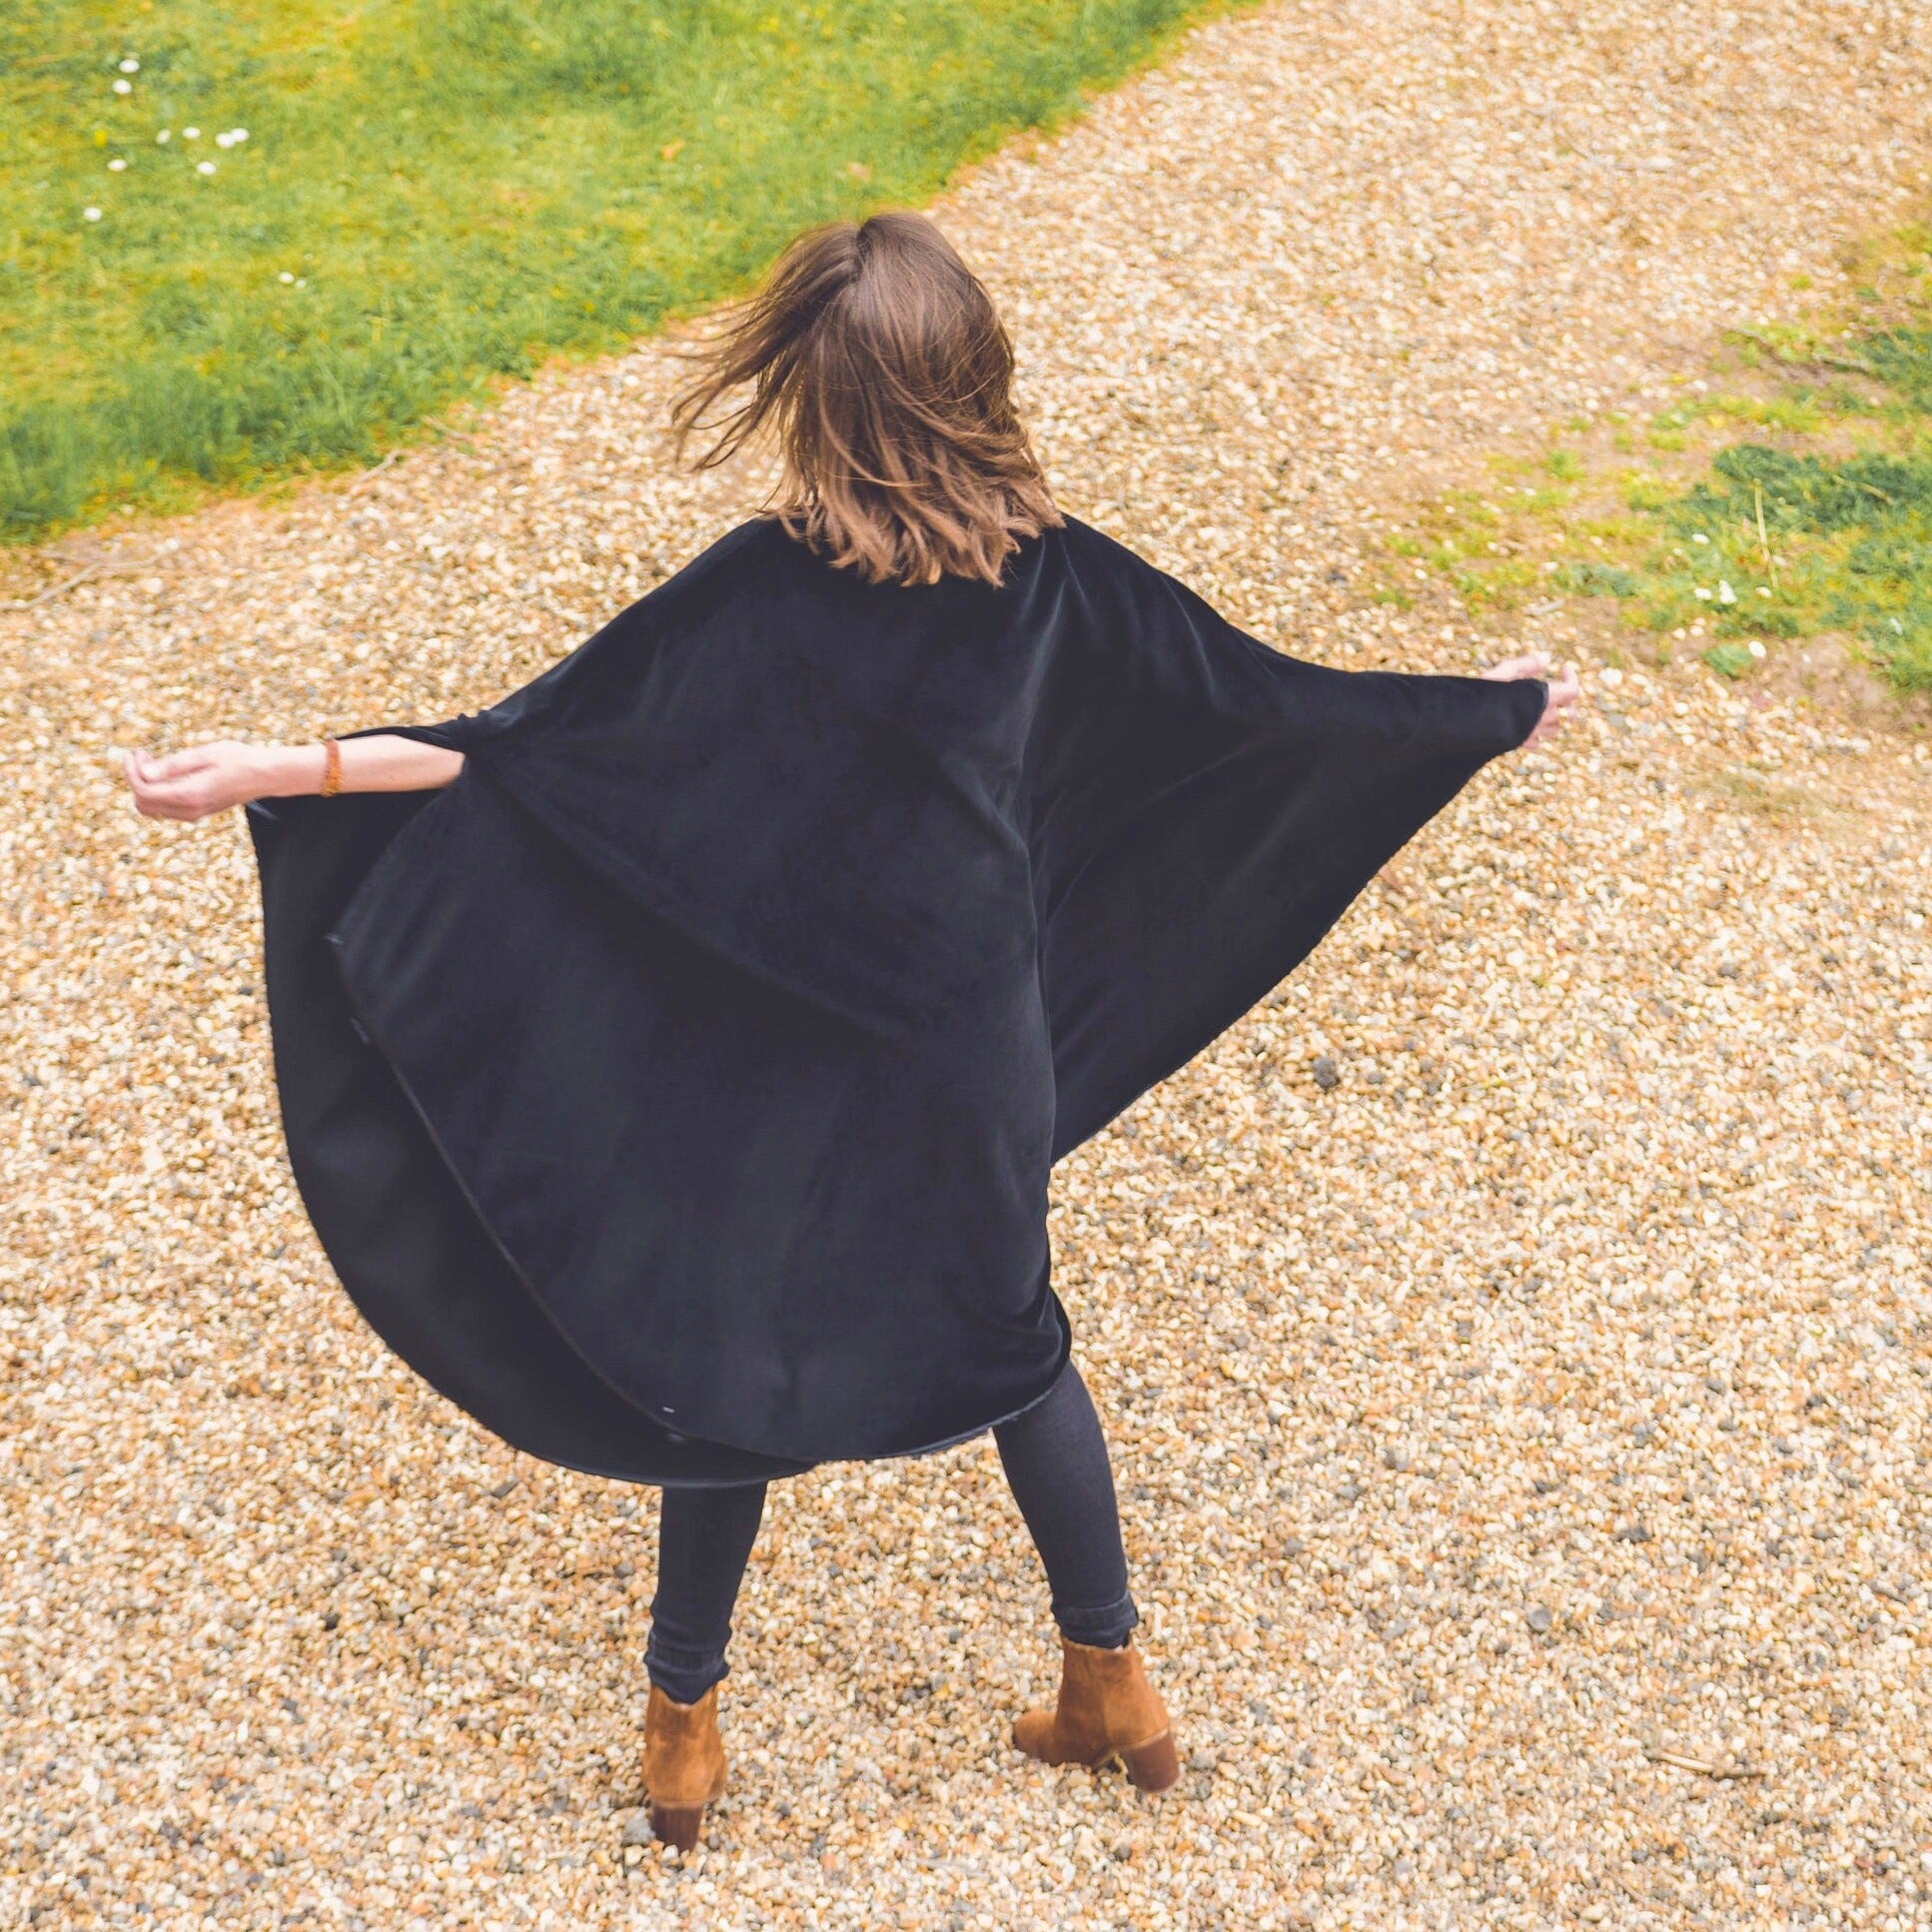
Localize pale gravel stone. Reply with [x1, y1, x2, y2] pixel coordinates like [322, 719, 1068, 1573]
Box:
[3, 1, 1930, 1927]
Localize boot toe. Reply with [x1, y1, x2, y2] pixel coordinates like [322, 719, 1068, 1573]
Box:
[1011, 1707, 1059, 1762]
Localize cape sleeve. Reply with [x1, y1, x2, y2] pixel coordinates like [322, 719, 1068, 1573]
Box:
[340, 517, 772, 760]
[340, 605, 633, 757]
[1036, 524, 1546, 1159]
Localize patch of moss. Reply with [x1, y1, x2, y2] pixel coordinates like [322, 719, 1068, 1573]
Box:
[1700, 641, 1757, 680]
[1388, 216, 1932, 695]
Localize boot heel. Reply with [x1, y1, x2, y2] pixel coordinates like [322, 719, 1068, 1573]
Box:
[648, 1801, 708, 1851]
[1120, 1729, 1180, 1793]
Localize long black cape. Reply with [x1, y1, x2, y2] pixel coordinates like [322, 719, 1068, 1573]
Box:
[248, 516, 1543, 1485]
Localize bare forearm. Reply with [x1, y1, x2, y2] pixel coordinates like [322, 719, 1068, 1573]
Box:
[124, 732, 464, 822]
[256, 734, 465, 797]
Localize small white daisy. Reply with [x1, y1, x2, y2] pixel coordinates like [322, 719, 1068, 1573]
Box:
[183, 126, 200, 140]
[119, 57, 140, 73]
[112, 78, 132, 95]
[196, 160, 216, 176]
[1747, 640, 1767, 659]
[108, 158, 127, 171]
[279, 271, 295, 284]
[84, 207, 103, 221]
[156, 129, 171, 143]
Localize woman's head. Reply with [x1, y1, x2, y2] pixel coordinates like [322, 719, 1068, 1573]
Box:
[669, 212, 1060, 586]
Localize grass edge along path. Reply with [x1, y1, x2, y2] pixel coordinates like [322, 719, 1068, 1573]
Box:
[2, 0, 1246, 547]
[1372, 215, 1932, 699]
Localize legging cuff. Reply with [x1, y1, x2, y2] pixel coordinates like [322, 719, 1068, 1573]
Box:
[644, 1634, 730, 1706]
[1052, 1587, 1140, 1649]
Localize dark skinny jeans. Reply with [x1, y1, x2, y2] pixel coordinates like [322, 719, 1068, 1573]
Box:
[644, 1359, 1138, 1704]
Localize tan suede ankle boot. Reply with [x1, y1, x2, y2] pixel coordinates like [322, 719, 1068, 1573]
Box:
[1011, 1634, 1180, 1791]
[642, 1682, 728, 1850]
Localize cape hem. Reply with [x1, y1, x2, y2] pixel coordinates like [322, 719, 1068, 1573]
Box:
[327, 924, 1071, 1480]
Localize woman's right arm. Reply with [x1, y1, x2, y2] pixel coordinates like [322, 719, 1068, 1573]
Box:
[123, 733, 465, 823]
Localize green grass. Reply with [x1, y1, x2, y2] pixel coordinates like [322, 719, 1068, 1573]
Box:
[1554, 429, 1932, 688]
[2, 0, 1228, 542]
[1375, 219, 1932, 695]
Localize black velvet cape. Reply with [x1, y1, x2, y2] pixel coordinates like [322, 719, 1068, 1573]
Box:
[248, 515, 1544, 1486]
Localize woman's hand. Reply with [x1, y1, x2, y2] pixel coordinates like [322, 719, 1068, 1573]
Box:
[1481, 649, 1582, 752]
[123, 741, 305, 821]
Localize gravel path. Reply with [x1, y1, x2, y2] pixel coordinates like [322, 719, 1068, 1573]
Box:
[4, 2, 1930, 1927]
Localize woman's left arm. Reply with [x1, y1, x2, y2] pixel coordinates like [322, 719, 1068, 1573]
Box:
[123, 733, 465, 823]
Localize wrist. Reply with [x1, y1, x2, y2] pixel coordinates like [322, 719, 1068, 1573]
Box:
[256, 743, 329, 798]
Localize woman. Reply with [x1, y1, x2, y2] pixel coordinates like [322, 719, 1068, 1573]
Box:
[125, 211, 1578, 1849]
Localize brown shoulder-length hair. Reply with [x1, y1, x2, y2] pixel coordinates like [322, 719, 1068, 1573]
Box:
[668, 211, 1061, 586]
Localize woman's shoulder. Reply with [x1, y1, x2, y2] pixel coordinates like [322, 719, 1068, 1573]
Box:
[1039, 512, 1163, 580]
[665, 514, 794, 586]
[612, 515, 817, 627]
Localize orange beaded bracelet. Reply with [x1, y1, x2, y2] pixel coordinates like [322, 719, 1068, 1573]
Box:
[320, 737, 343, 797]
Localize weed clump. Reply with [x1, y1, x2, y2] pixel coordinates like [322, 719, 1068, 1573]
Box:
[1462, 226, 1932, 694]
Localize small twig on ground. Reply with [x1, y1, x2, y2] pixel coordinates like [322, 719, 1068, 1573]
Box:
[344, 450, 403, 497]
[1753, 483, 1779, 589]
[7, 532, 158, 610]
[1643, 1743, 1766, 1780]
[1730, 328, 1880, 382]
[1615, 1873, 1666, 1917]
[9, 563, 106, 610]
[7, 561, 149, 611]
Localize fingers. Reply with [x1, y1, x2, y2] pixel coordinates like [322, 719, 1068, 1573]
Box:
[122, 742, 252, 821]
[1474, 651, 1588, 752]
[130, 744, 219, 783]
[1479, 649, 1550, 682]
[128, 781, 208, 820]
[1516, 661, 1585, 752]
[124, 757, 218, 820]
